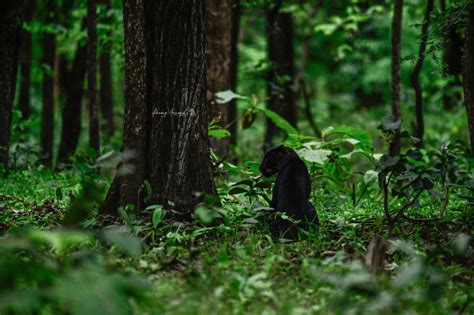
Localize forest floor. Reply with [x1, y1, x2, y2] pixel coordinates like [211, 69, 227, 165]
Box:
[0, 167, 473, 314]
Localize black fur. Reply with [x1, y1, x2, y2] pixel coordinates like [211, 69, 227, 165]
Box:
[260, 145, 318, 237]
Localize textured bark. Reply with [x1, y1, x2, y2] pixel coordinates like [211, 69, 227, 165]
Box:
[145, 0, 217, 213]
[206, 0, 232, 156]
[100, 0, 114, 137]
[102, 0, 217, 216]
[228, 0, 241, 145]
[87, 0, 100, 153]
[57, 41, 88, 163]
[264, 7, 297, 150]
[463, 4, 474, 156]
[0, 2, 23, 167]
[409, 0, 433, 147]
[18, 1, 34, 120]
[102, 0, 148, 214]
[40, 0, 57, 166]
[389, 0, 403, 156]
[440, 0, 463, 110]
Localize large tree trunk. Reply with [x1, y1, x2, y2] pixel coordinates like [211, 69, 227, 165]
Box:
[463, 4, 474, 156]
[18, 1, 34, 120]
[40, 0, 57, 166]
[57, 39, 88, 163]
[100, 0, 114, 138]
[409, 0, 433, 147]
[389, 0, 404, 156]
[0, 2, 23, 167]
[228, 0, 241, 145]
[440, 0, 463, 110]
[206, 0, 232, 157]
[102, 0, 217, 216]
[87, 0, 100, 153]
[264, 5, 297, 150]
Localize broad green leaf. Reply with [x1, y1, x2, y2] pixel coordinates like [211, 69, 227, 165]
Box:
[208, 124, 231, 140]
[146, 205, 166, 229]
[298, 148, 332, 164]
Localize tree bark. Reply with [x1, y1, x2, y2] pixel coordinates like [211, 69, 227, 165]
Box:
[440, 0, 463, 110]
[463, 4, 474, 156]
[102, 0, 148, 214]
[87, 0, 100, 154]
[409, 0, 433, 147]
[40, 0, 57, 166]
[389, 0, 404, 156]
[102, 0, 217, 216]
[228, 0, 241, 145]
[264, 4, 297, 150]
[18, 1, 34, 120]
[206, 0, 232, 156]
[0, 2, 23, 167]
[57, 40, 88, 163]
[100, 0, 114, 138]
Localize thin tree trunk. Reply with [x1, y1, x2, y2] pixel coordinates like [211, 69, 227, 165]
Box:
[440, 0, 463, 110]
[40, 0, 57, 166]
[87, 0, 100, 154]
[206, 0, 232, 156]
[228, 0, 241, 145]
[264, 3, 297, 150]
[296, 1, 322, 138]
[102, 0, 148, 214]
[100, 0, 114, 138]
[463, 4, 474, 156]
[389, 0, 404, 156]
[409, 0, 433, 147]
[18, 1, 34, 120]
[102, 0, 217, 216]
[0, 2, 23, 167]
[57, 41, 88, 163]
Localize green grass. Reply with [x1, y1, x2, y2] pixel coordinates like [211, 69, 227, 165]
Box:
[0, 167, 472, 314]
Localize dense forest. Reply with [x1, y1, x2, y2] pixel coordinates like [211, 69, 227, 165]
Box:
[0, 0, 473, 314]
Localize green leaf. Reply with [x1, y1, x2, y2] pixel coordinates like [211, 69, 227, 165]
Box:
[259, 108, 298, 135]
[215, 90, 248, 104]
[146, 205, 166, 229]
[379, 155, 399, 168]
[208, 124, 231, 140]
[28, 230, 91, 256]
[381, 116, 401, 132]
[298, 148, 332, 164]
[102, 227, 142, 257]
[195, 207, 221, 224]
[228, 187, 248, 195]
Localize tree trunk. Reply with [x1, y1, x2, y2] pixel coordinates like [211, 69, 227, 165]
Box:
[206, 0, 232, 157]
[389, 0, 403, 156]
[102, 0, 217, 216]
[440, 0, 463, 110]
[102, 0, 148, 214]
[100, 0, 114, 138]
[0, 2, 23, 167]
[463, 4, 474, 156]
[57, 41, 88, 163]
[18, 1, 34, 120]
[40, 0, 57, 166]
[87, 0, 100, 154]
[409, 0, 433, 147]
[228, 0, 241, 145]
[264, 5, 297, 150]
